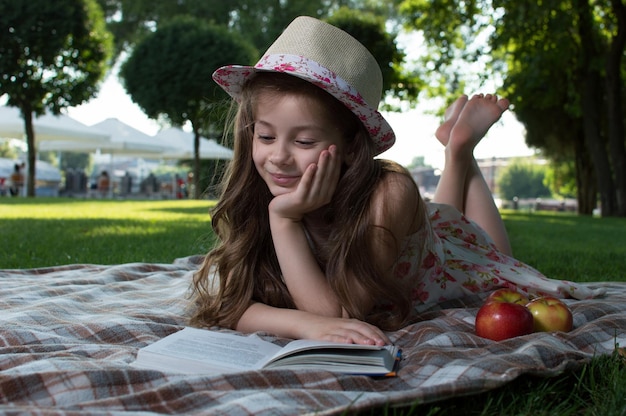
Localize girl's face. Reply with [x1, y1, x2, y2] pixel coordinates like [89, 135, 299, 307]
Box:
[252, 92, 348, 197]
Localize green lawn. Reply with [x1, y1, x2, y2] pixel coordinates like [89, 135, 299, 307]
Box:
[502, 210, 626, 283]
[1, 198, 625, 415]
[0, 198, 216, 268]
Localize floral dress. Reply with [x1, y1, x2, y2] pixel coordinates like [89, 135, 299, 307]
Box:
[391, 203, 603, 311]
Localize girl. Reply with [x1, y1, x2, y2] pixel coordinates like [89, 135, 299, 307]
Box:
[191, 16, 599, 346]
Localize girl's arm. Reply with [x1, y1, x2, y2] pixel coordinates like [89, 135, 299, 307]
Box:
[236, 302, 390, 345]
[270, 165, 421, 320]
[269, 214, 343, 317]
[367, 172, 422, 274]
[238, 172, 418, 344]
[268, 146, 344, 317]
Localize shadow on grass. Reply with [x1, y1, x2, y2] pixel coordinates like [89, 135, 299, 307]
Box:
[145, 205, 213, 216]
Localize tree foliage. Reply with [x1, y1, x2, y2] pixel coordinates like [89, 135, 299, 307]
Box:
[326, 7, 421, 103]
[398, 0, 496, 101]
[497, 160, 551, 201]
[398, 0, 626, 217]
[0, 141, 19, 160]
[97, 0, 415, 102]
[114, 3, 415, 198]
[97, 0, 341, 57]
[120, 16, 256, 198]
[494, 1, 626, 216]
[96, 0, 406, 54]
[0, 0, 113, 196]
[406, 155, 430, 169]
[545, 160, 578, 200]
[40, 150, 92, 174]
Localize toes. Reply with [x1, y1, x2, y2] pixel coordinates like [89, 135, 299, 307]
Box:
[444, 95, 469, 121]
[497, 98, 510, 111]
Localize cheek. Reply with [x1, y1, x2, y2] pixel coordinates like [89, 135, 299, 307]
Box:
[251, 145, 265, 172]
[300, 152, 323, 167]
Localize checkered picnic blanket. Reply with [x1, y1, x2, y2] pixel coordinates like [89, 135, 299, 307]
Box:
[1, 256, 625, 415]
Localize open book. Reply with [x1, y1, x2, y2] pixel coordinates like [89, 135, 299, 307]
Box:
[132, 327, 401, 376]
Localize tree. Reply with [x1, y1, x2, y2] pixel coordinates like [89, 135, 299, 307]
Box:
[497, 160, 551, 201]
[39, 150, 92, 173]
[492, 4, 596, 214]
[95, 0, 237, 57]
[120, 16, 256, 199]
[0, 140, 19, 160]
[326, 7, 421, 103]
[96, 0, 416, 99]
[0, 0, 113, 196]
[406, 155, 430, 169]
[96, 0, 341, 59]
[398, 0, 626, 217]
[493, 1, 626, 216]
[398, 0, 495, 101]
[544, 160, 578, 200]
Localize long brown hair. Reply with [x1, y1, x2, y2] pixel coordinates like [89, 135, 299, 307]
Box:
[190, 73, 424, 330]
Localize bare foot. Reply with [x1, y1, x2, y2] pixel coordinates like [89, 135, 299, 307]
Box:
[447, 94, 510, 155]
[435, 95, 468, 146]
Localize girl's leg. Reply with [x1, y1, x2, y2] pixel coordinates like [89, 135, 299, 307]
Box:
[463, 158, 512, 255]
[432, 94, 513, 255]
[432, 95, 469, 212]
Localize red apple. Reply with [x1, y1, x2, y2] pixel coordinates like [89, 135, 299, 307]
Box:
[525, 297, 573, 332]
[475, 301, 534, 341]
[486, 288, 530, 305]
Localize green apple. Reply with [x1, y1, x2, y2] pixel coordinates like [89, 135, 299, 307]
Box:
[525, 296, 573, 332]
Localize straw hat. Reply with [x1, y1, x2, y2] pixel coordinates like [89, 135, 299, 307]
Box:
[212, 16, 395, 155]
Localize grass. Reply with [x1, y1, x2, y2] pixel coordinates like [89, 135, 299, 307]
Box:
[502, 210, 626, 283]
[1, 199, 625, 415]
[0, 198, 217, 268]
[384, 349, 626, 416]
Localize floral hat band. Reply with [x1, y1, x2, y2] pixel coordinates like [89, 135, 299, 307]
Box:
[212, 16, 395, 155]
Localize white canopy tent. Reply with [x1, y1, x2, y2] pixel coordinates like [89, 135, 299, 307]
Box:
[155, 127, 233, 160]
[38, 118, 175, 157]
[38, 118, 183, 198]
[1, 105, 112, 196]
[0, 106, 110, 143]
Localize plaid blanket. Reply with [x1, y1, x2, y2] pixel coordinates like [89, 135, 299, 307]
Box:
[1, 256, 625, 415]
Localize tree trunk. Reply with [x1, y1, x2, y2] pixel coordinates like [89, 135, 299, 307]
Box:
[574, 134, 597, 215]
[192, 125, 201, 200]
[21, 105, 36, 198]
[605, 0, 626, 216]
[577, 0, 617, 216]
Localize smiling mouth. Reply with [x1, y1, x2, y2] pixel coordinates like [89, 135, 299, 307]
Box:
[270, 173, 299, 186]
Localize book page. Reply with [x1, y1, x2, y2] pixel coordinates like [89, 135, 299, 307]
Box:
[263, 340, 400, 375]
[264, 338, 390, 366]
[134, 328, 401, 376]
[138, 328, 282, 372]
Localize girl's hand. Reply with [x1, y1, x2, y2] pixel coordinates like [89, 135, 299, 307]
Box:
[269, 145, 341, 221]
[297, 314, 391, 346]
[237, 303, 391, 346]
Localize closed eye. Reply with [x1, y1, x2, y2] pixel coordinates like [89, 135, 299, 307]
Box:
[295, 139, 315, 146]
[256, 135, 274, 142]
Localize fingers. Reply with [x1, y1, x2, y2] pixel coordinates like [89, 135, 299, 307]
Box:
[321, 319, 391, 346]
[308, 145, 340, 203]
[293, 145, 341, 209]
[318, 145, 341, 184]
[269, 145, 342, 219]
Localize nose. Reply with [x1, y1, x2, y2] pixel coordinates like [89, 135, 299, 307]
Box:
[268, 142, 291, 166]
